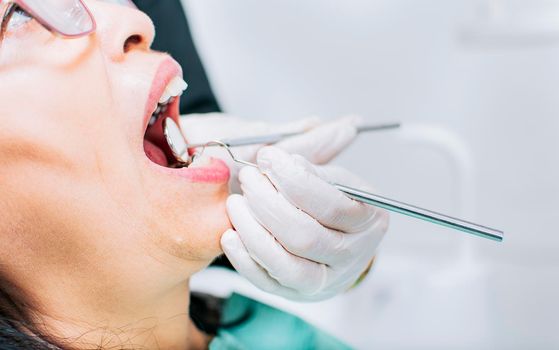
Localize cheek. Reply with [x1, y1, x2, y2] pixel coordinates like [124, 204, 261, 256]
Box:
[0, 32, 96, 67]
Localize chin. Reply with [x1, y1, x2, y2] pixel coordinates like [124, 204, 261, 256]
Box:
[147, 187, 231, 266]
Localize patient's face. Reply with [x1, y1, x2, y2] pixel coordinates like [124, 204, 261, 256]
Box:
[0, 0, 230, 290]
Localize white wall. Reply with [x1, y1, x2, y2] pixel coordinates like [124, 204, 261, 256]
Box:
[184, 0, 559, 348]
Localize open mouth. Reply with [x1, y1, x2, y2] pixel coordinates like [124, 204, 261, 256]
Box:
[143, 75, 188, 168]
[140, 59, 230, 184]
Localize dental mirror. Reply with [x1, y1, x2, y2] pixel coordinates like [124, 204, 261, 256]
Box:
[163, 118, 191, 165]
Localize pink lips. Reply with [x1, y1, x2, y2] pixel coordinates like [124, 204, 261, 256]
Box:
[142, 57, 230, 184]
[148, 157, 231, 183]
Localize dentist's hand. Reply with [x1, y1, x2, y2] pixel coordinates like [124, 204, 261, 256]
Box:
[180, 113, 359, 193]
[221, 147, 389, 301]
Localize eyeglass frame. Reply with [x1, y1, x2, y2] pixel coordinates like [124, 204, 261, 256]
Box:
[0, 0, 137, 42]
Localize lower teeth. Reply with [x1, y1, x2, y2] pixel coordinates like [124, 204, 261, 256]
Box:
[148, 115, 158, 126]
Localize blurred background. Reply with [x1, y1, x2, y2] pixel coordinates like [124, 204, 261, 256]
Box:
[184, 0, 559, 348]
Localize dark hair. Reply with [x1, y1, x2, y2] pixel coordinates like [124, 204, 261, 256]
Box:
[0, 273, 61, 349]
[0, 273, 229, 350]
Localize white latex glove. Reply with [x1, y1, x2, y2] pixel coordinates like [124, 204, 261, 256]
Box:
[221, 146, 389, 301]
[180, 113, 360, 192]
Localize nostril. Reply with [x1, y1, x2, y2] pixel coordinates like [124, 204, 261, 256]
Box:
[123, 34, 143, 53]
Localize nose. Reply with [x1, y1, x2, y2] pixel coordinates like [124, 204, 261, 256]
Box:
[86, 1, 155, 60]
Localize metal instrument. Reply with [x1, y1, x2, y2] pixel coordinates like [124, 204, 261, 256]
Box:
[184, 123, 401, 149]
[163, 118, 503, 242]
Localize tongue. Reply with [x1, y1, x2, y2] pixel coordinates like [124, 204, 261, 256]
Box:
[143, 139, 168, 166]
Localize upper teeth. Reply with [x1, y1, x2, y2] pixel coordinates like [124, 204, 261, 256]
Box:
[159, 76, 188, 104]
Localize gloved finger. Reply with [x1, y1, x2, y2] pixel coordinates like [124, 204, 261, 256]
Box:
[257, 146, 380, 233]
[311, 163, 391, 239]
[179, 114, 320, 183]
[290, 157, 390, 238]
[270, 116, 321, 134]
[220, 229, 295, 295]
[180, 114, 319, 145]
[221, 230, 326, 301]
[238, 166, 347, 265]
[275, 115, 361, 165]
[222, 117, 321, 164]
[307, 163, 374, 192]
[226, 194, 327, 295]
[180, 113, 234, 143]
[203, 115, 319, 192]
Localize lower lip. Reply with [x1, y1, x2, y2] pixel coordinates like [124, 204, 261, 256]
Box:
[147, 157, 230, 183]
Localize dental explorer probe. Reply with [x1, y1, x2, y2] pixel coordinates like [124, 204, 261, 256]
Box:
[184, 123, 401, 149]
[163, 118, 504, 242]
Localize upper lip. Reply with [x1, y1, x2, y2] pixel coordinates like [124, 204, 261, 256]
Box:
[143, 57, 183, 133]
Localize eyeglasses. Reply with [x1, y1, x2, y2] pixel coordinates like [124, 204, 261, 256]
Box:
[0, 0, 136, 41]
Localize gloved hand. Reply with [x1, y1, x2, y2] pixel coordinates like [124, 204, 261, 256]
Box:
[221, 146, 389, 301]
[180, 113, 359, 193]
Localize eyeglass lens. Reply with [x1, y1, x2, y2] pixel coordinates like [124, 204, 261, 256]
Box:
[19, 0, 94, 36]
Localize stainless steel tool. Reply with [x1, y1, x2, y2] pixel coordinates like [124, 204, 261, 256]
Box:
[163, 118, 503, 242]
[184, 122, 401, 149]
